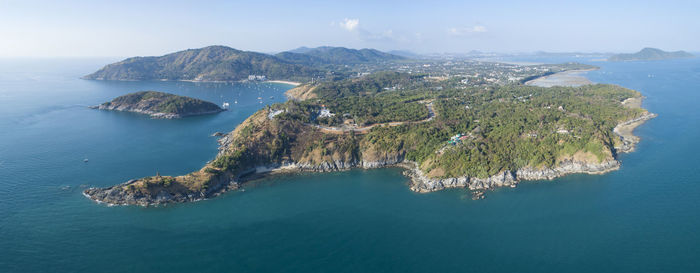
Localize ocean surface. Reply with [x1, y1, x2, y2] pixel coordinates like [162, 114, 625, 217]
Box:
[1, 57, 699, 272]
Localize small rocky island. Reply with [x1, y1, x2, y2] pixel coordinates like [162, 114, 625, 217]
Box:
[91, 91, 224, 118]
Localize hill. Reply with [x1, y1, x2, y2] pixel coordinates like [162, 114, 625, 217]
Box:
[83, 46, 320, 82]
[609, 48, 694, 61]
[276, 46, 406, 65]
[90, 91, 224, 118]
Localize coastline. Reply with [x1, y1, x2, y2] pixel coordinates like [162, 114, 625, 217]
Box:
[229, 110, 655, 199]
[84, 107, 656, 206]
[243, 110, 656, 194]
[83, 71, 658, 206]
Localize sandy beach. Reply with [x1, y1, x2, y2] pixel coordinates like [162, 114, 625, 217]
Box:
[266, 80, 301, 86]
[525, 69, 596, 87]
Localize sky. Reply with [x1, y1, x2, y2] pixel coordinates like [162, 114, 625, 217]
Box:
[1, 0, 699, 57]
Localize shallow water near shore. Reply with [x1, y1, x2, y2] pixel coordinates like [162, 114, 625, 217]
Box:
[1, 57, 699, 272]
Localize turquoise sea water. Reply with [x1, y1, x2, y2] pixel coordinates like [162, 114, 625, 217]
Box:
[1, 57, 699, 272]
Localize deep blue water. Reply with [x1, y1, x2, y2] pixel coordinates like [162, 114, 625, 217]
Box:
[1, 57, 699, 272]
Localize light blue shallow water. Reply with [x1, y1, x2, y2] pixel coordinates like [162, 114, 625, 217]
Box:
[0, 57, 698, 272]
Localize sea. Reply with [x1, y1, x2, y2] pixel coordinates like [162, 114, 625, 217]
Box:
[0, 56, 699, 272]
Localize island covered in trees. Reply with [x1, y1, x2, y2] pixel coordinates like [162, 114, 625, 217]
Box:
[85, 66, 655, 205]
[91, 91, 224, 118]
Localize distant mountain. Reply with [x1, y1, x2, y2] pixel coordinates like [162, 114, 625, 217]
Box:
[287, 46, 314, 54]
[609, 48, 694, 61]
[83, 46, 320, 82]
[276, 46, 406, 65]
[387, 50, 422, 59]
[273, 51, 326, 66]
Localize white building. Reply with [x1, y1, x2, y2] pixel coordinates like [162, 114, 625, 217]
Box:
[318, 107, 335, 118]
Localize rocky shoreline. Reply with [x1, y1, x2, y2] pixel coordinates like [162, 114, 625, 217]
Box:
[84, 107, 656, 206]
[90, 91, 225, 119]
[90, 104, 224, 119]
[403, 159, 619, 195]
[83, 174, 239, 206]
[614, 112, 658, 153]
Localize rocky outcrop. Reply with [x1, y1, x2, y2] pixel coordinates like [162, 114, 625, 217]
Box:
[83, 174, 238, 206]
[614, 112, 658, 153]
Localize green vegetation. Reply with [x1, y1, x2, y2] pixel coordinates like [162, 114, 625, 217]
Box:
[316, 94, 429, 126]
[276, 46, 405, 66]
[84, 46, 408, 82]
[84, 45, 322, 82]
[359, 83, 643, 178]
[154, 71, 645, 186]
[90, 67, 651, 205]
[99, 91, 222, 117]
[208, 74, 644, 180]
[311, 71, 427, 98]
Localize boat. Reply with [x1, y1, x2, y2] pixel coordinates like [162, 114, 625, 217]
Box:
[222, 102, 230, 109]
[83, 158, 89, 163]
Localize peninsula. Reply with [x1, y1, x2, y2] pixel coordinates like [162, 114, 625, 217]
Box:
[609, 47, 694, 61]
[91, 91, 224, 119]
[84, 70, 655, 206]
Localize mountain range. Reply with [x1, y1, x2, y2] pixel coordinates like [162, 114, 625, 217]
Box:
[83, 46, 405, 82]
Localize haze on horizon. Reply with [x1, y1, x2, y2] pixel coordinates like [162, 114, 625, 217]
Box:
[1, 0, 699, 58]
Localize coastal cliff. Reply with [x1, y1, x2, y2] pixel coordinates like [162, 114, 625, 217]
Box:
[84, 107, 654, 206]
[91, 91, 224, 118]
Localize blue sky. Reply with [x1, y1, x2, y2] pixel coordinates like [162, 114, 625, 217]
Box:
[1, 0, 699, 57]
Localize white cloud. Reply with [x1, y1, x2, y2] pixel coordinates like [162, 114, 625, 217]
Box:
[449, 25, 488, 36]
[340, 18, 359, 31]
[335, 18, 404, 44]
